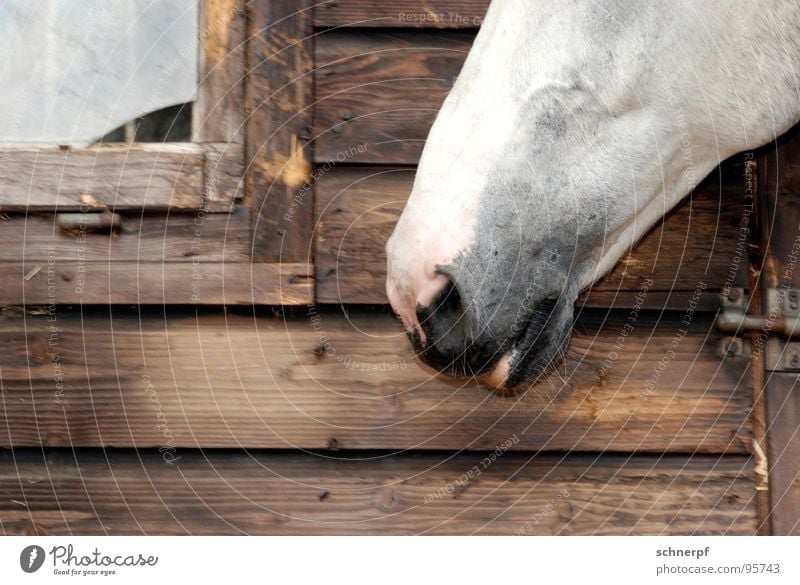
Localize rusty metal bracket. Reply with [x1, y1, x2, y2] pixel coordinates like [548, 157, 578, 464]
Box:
[716, 287, 800, 337]
[716, 287, 800, 372]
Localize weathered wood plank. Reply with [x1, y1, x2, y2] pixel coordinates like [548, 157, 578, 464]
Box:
[0, 145, 203, 211]
[759, 129, 800, 535]
[743, 155, 770, 534]
[315, 0, 490, 29]
[0, 449, 756, 535]
[0, 262, 312, 305]
[577, 290, 722, 313]
[315, 168, 749, 304]
[193, 0, 246, 144]
[247, 0, 315, 262]
[0, 450, 755, 536]
[765, 373, 800, 535]
[0, 308, 752, 452]
[204, 143, 245, 211]
[0, 144, 244, 211]
[764, 126, 800, 196]
[315, 30, 473, 164]
[315, 168, 411, 303]
[0, 207, 251, 263]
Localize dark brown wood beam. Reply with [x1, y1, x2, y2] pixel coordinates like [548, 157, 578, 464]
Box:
[0, 262, 312, 305]
[247, 0, 315, 262]
[0, 449, 756, 535]
[314, 0, 490, 29]
[0, 308, 751, 453]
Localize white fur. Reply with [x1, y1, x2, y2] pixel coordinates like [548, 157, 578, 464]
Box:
[387, 0, 800, 368]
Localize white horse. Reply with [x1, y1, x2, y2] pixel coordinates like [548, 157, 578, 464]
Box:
[385, 0, 800, 389]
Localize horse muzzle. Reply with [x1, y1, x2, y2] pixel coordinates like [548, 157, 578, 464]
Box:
[399, 274, 573, 391]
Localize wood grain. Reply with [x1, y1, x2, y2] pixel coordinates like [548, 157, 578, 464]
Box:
[314, 168, 749, 303]
[765, 374, 800, 535]
[744, 155, 770, 534]
[315, 30, 474, 164]
[193, 0, 246, 143]
[759, 129, 800, 535]
[577, 290, 722, 313]
[0, 307, 752, 452]
[0, 144, 244, 212]
[0, 449, 756, 535]
[0, 145, 204, 211]
[204, 143, 245, 212]
[0, 208, 251, 264]
[315, 0, 490, 29]
[315, 168, 412, 303]
[247, 0, 315, 262]
[764, 127, 800, 197]
[0, 262, 312, 305]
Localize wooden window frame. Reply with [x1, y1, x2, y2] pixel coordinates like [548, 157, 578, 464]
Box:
[1, 0, 313, 306]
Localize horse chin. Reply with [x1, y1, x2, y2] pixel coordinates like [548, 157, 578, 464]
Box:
[482, 300, 574, 393]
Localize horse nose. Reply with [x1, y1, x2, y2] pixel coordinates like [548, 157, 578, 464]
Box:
[413, 275, 505, 381]
[386, 268, 451, 339]
[414, 276, 474, 373]
[386, 258, 507, 379]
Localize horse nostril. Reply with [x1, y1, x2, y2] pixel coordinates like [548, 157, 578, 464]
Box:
[420, 278, 462, 321]
[414, 277, 478, 375]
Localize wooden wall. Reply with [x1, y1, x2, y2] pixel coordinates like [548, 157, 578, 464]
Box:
[0, 0, 767, 535]
[0, 305, 760, 535]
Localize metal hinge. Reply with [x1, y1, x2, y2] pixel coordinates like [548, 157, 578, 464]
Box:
[716, 287, 800, 372]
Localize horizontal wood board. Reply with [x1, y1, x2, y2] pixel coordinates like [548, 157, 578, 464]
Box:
[314, 0, 490, 29]
[0, 307, 752, 452]
[0, 449, 756, 535]
[0, 262, 312, 305]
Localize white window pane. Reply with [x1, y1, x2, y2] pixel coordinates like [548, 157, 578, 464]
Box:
[0, 0, 198, 146]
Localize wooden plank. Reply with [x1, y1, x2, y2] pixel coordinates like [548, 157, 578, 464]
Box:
[577, 290, 721, 313]
[315, 0, 490, 29]
[0, 449, 756, 535]
[744, 156, 770, 535]
[247, 0, 315, 262]
[193, 0, 246, 143]
[315, 30, 473, 164]
[315, 168, 411, 303]
[765, 374, 800, 535]
[0, 207, 251, 263]
[758, 129, 800, 535]
[0, 145, 204, 211]
[204, 143, 244, 211]
[0, 308, 752, 452]
[765, 126, 800, 196]
[0, 262, 312, 305]
[315, 168, 749, 304]
[0, 144, 244, 212]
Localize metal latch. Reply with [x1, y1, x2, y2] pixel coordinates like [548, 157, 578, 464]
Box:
[57, 211, 121, 233]
[716, 287, 800, 371]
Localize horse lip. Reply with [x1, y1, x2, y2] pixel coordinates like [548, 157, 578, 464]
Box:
[481, 352, 515, 389]
[489, 297, 561, 389]
[411, 288, 563, 386]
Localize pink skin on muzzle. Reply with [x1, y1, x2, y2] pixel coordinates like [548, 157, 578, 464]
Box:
[386, 272, 450, 345]
[387, 271, 513, 390]
[481, 354, 513, 389]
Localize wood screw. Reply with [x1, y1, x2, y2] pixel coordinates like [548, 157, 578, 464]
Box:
[723, 338, 742, 357]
